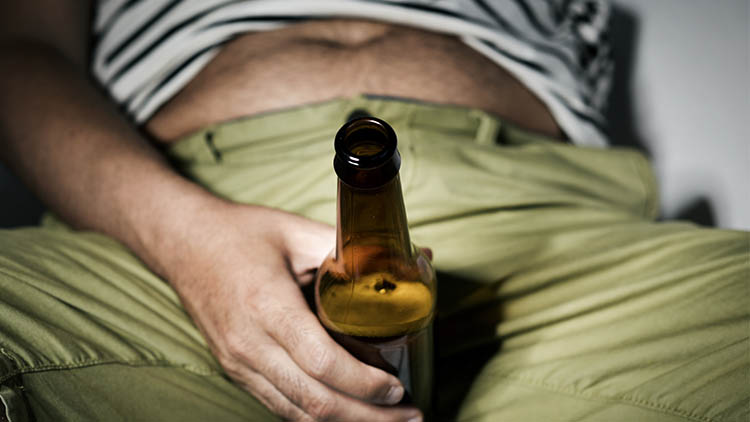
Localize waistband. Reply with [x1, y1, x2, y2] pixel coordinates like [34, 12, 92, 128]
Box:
[167, 94, 562, 162]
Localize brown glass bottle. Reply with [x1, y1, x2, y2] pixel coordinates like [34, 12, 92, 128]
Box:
[315, 117, 436, 415]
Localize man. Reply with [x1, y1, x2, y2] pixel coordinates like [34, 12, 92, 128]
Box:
[0, 1, 746, 421]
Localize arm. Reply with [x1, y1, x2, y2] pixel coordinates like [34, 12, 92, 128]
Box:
[0, 2, 418, 421]
[0, 1, 202, 256]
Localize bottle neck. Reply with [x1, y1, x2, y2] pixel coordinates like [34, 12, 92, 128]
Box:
[336, 175, 412, 265]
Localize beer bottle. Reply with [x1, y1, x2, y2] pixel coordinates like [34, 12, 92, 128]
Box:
[315, 116, 436, 415]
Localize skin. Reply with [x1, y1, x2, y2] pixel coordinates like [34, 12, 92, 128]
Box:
[147, 19, 561, 141]
[0, 2, 560, 421]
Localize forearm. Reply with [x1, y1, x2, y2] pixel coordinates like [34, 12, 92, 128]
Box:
[0, 41, 225, 276]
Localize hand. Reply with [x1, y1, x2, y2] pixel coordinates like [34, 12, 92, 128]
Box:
[162, 202, 423, 421]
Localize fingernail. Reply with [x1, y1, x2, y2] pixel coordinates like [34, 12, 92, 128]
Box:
[385, 385, 404, 404]
[407, 413, 423, 422]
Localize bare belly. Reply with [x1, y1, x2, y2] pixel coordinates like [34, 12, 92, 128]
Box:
[145, 19, 561, 143]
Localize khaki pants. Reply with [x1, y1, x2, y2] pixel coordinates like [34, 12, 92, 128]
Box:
[1, 96, 748, 421]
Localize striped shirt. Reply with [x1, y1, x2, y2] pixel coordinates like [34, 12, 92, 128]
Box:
[92, 0, 613, 146]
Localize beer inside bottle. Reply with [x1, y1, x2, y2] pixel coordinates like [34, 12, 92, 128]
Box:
[315, 117, 436, 415]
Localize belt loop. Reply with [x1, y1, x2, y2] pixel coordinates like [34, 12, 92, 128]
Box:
[472, 110, 502, 146]
[204, 130, 223, 163]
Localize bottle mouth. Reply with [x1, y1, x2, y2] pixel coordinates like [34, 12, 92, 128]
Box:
[334, 117, 401, 188]
[335, 117, 398, 169]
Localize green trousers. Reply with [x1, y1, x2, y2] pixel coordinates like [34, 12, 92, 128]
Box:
[1, 96, 748, 421]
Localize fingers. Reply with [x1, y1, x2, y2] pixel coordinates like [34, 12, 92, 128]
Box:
[261, 280, 404, 402]
[242, 342, 422, 422]
[235, 367, 311, 421]
[276, 307, 404, 404]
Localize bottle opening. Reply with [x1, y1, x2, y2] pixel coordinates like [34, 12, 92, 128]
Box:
[334, 117, 401, 188]
[335, 117, 397, 169]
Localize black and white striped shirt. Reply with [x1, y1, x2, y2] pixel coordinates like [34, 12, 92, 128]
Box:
[92, 0, 613, 146]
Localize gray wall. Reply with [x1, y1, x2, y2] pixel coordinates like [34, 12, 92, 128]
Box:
[610, 0, 749, 230]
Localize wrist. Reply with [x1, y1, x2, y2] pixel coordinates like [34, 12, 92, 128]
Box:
[136, 189, 284, 286]
[124, 180, 232, 280]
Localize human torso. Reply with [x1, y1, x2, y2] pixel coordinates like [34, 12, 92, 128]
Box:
[144, 19, 562, 143]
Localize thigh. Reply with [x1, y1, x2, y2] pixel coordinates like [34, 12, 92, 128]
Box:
[401, 120, 749, 421]
[0, 223, 274, 421]
[437, 219, 748, 422]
